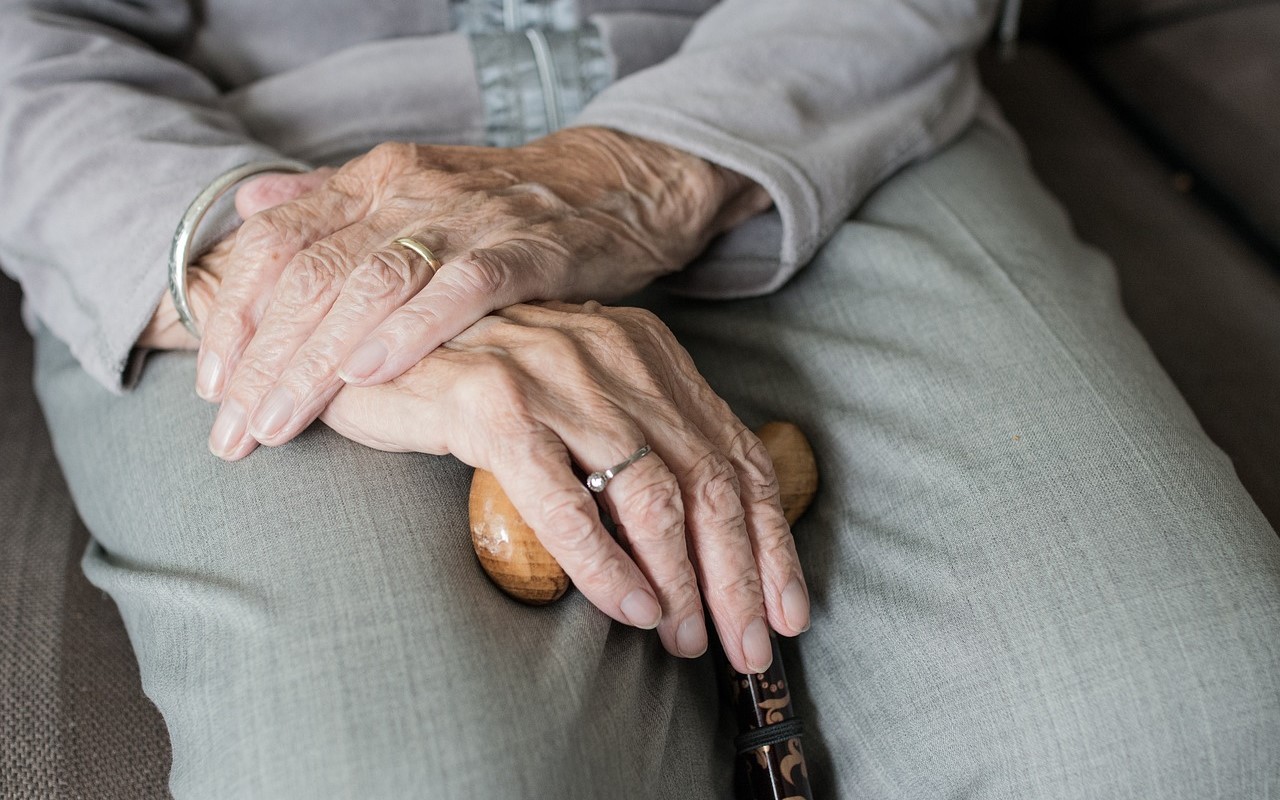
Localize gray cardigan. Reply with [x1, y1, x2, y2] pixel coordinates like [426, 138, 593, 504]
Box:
[0, 0, 998, 391]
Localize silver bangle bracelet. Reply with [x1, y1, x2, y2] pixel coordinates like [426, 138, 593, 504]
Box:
[167, 158, 312, 338]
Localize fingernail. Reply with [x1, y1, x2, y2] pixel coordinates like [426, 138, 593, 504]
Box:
[620, 589, 662, 630]
[782, 578, 811, 633]
[676, 615, 708, 658]
[196, 351, 223, 399]
[250, 387, 295, 441]
[209, 402, 247, 458]
[742, 617, 774, 674]
[339, 340, 388, 383]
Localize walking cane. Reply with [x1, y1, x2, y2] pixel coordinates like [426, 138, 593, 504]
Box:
[469, 422, 818, 799]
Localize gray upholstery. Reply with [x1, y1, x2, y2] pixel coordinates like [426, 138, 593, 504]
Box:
[2, 6, 1278, 798]
[981, 43, 1280, 528]
[1076, 0, 1253, 38]
[1019, 0, 1255, 41]
[1088, 4, 1280, 254]
[0, 276, 170, 798]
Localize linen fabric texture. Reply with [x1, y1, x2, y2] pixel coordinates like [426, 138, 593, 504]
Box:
[33, 122, 1280, 798]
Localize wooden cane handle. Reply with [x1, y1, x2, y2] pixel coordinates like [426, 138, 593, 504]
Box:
[469, 421, 818, 604]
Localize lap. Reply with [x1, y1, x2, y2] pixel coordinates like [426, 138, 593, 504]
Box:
[36, 335, 725, 797]
[35, 121, 1280, 799]
[652, 122, 1280, 796]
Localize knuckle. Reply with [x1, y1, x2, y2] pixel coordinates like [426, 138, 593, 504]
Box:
[485, 191, 528, 220]
[607, 305, 664, 334]
[280, 251, 343, 305]
[488, 183, 570, 220]
[731, 429, 781, 504]
[619, 478, 684, 541]
[382, 303, 442, 342]
[364, 141, 417, 173]
[594, 316, 632, 347]
[206, 303, 258, 353]
[453, 250, 507, 297]
[462, 356, 529, 417]
[348, 251, 414, 301]
[204, 297, 241, 334]
[575, 311, 634, 352]
[235, 213, 289, 251]
[235, 214, 311, 267]
[759, 526, 800, 568]
[239, 173, 295, 208]
[689, 452, 742, 517]
[540, 488, 602, 555]
[667, 573, 703, 608]
[289, 346, 339, 389]
[524, 327, 580, 364]
[228, 355, 278, 394]
[716, 570, 765, 611]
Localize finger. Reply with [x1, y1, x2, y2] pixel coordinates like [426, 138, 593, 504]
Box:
[490, 428, 663, 631]
[234, 168, 335, 219]
[629, 308, 808, 637]
[551, 396, 705, 659]
[595, 448, 708, 659]
[246, 231, 447, 447]
[338, 240, 544, 386]
[479, 307, 706, 653]
[196, 173, 371, 401]
[462, 325, 696, 641]
[527, 303, 772, 672]
[209, 210, 416, 459]
[707, 416, 808, 637]
[648, 421, 770, 674]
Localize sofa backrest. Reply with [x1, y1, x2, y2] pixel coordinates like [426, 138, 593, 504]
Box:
[1018, 0, 1259, 42]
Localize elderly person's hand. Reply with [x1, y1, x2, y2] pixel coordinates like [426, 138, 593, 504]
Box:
[317, 300, 809, 674]
[138, 167, 334, 350]
[193, 128, 770, 460]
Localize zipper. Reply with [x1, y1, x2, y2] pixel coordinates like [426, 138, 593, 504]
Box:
[999, 0, 1022, 60]
[525, 28, 564, 132]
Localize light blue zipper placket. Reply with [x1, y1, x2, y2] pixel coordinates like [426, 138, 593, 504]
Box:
[465, 12, 613, 147]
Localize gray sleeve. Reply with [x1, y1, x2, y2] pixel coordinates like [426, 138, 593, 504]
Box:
[574, 0, 1000, 298]
[0, 1, 281, 392]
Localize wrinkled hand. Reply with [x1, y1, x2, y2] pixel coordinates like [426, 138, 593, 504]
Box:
[137, 168, 333, 350]
[320, 301, 809, 674]
[194, 128, 769, 460]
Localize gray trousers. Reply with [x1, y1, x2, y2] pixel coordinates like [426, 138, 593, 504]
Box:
[35, 122, 1280, 798]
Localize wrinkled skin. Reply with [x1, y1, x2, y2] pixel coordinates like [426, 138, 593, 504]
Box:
[186, 127, 769, 461]
[139, 129, 807, 673]
[324, 301, 809, 674]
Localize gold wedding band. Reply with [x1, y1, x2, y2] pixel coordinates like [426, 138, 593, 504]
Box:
[393, 237, 443, 273]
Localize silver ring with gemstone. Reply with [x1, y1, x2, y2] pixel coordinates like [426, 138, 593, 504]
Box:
[585, 445, 652, 493]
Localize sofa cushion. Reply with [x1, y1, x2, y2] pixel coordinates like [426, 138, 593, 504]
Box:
[0, 277, 171, 799]
[981, 43, 1280, 529]
[1019, 0, 1260, 41]
[1085, 4, 1280, 255]
[1082, 0, 1253, 38]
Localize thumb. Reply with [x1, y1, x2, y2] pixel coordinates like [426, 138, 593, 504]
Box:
[234, 167, 335, 219]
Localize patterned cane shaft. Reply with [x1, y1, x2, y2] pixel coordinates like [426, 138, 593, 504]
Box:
[729, 633, 813, 800]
